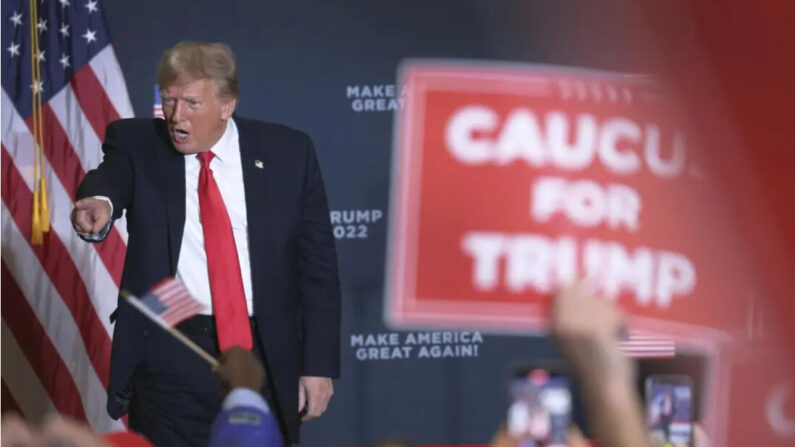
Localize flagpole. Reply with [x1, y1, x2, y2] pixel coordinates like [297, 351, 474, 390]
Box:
[121, 291, 219, 367]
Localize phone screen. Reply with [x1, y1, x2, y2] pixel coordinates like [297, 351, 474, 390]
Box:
[646, 377, 693, 446]
[507, 368, 572, 447]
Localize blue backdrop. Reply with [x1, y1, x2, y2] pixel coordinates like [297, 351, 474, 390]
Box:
[102, 1, 652, 445]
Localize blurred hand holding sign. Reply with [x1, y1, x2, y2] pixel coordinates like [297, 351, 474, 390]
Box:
[385, 61, 753, 339]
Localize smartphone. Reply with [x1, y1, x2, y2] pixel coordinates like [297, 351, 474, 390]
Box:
[645, 374, 694, 447]
[507, 366, 573, 447]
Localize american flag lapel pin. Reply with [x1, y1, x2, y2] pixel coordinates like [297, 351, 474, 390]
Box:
[254, 160, 264, 169]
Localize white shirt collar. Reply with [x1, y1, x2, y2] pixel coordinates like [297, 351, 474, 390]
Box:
[208, 118, 239, 165]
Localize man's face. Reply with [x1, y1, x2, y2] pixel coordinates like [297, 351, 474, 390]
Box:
[160, 78, 236, 154]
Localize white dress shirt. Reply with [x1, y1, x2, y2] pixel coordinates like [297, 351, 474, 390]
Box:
[176, 118, 254, 315]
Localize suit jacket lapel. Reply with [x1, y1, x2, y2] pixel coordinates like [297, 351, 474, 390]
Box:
[154, 121, 186, 275]
[237, 118, 269, 308]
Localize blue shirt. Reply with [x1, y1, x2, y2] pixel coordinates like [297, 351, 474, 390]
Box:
[209, 388, 284, 447]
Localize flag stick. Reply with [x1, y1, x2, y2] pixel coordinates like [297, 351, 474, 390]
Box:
[121, 291, 219, 367]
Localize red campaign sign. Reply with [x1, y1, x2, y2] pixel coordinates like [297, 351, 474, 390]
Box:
[724, 344, 795, 447]
[385, 61, 755, 338]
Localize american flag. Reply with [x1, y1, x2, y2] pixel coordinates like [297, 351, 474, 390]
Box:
[135, 278, 206, 328]
[619, 330, 676, 358]
[1, 0, 132, 432]
[153, 84, 163, 119]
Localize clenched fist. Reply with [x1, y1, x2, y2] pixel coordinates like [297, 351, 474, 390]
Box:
[71, 197, 111, 238]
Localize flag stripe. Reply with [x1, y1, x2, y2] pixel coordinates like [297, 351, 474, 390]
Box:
[1, 221, 123, 431]
[2, 92, 122, 330]
[1, 379, 24, 417]
[0, 133, 118, 335]
[140, 278, 206, 327]
[1, 0, 133, 432]
[1, 146, 112, 386]
[1, 262, 87, 421]
[154, 280, 182, 298]
[2, 90, 127, 286]
[88, 46, 134, 119]
[38, 100, 127, 284]
[25, 108, 84, 198]
[162, 290, 190, 305]
[162, 302, 206, 326]
[1, 321, 57, 423]
[70, 64, 121, 142]
[47, 84, 106, 183]
[47, 69, 130, 247]
[619, 331, 675, 358]
[88, 218, 127, 285]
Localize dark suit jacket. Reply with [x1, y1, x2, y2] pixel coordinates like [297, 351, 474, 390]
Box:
[76, 117, 342, 442]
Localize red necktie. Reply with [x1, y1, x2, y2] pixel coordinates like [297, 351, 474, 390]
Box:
[197, 151, 253, 350]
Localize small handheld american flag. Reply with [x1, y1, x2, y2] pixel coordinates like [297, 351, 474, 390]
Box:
[123, 278, 218, 366]
[619, 330, 676, 358]
[138, 278, 206, 327]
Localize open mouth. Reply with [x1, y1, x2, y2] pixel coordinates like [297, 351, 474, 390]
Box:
[172, 128, 189, 144]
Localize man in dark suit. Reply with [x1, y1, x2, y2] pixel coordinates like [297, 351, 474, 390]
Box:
[71, 41, 341, 446]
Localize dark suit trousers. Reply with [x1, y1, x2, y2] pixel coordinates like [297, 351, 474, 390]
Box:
[129, 316, 284, 446]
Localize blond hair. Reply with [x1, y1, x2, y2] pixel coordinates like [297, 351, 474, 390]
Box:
[157, 41, 239, 99]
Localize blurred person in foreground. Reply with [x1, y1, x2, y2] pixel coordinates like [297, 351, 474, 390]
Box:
[211, 347, 284, 447]
[0, 414, 152, 447]
[492, 281, 652, 447]
[0, 347, 283, 447]
[551, 281, 651, 447]
[493, 282, 713, 447]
